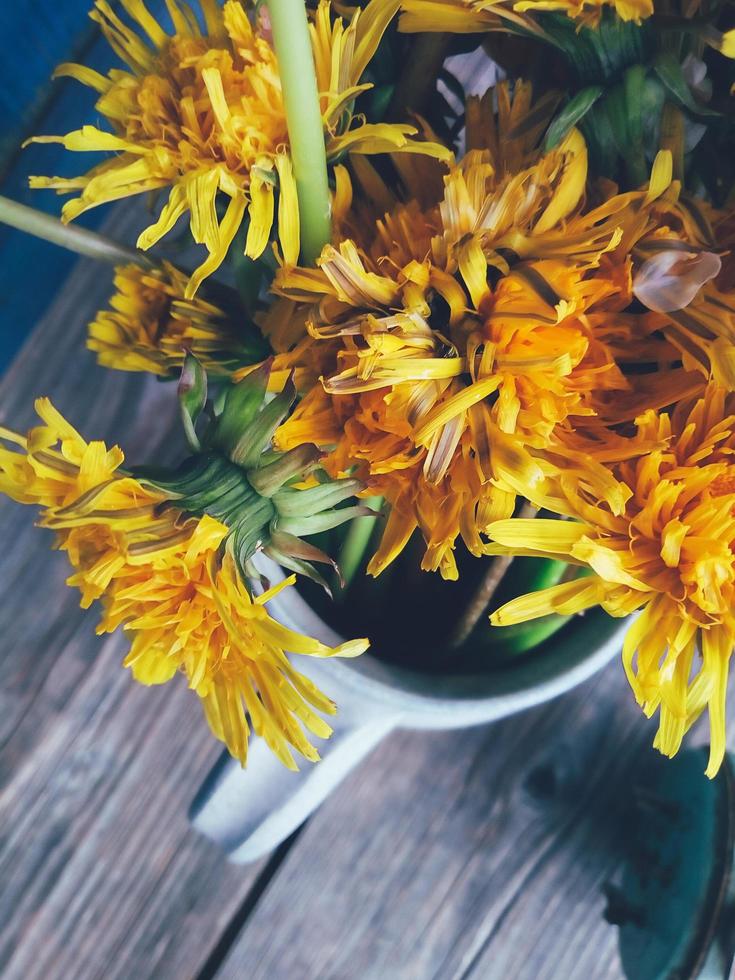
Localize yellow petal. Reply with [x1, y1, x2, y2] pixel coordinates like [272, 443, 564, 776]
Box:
[491, 576, 606, 626]
[367, 505, 416, 576]
[643, 149, 673, 204]
[487, 518, 589, 554]
[413, 377, 499, 445]
[534, 130, 587, 233]
[245, 170, 275, 260]
[275, 153, 301, 266]
[186, 192, 247, 298]
[137, 184, 188, 250]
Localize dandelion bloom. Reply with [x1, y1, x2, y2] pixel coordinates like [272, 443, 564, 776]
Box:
[87, 261, 256, 376]
[489, 385, 735, 777]
[398, 0, 653, 35]
[0, 399, 368, 768]
[274, 86, 688, 580]
[398, 0, 735, 52]
[28, 0, 448, 295]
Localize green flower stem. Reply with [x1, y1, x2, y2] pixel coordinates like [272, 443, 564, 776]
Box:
[389, 33, 450, 119]
[267, 0, 332, 265]
[0, 195, 144, 265]
[337, 497, 383, 594]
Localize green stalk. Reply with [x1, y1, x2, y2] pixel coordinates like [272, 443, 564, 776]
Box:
[0, 195, 144, 265]
[389, 33, 449, 119]
[267, 0, 332, 265]
[337, 497, 383, 594]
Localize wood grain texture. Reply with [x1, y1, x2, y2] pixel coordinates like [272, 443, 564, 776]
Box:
[0, 208, 266, 980]
[212, 663, 727, 980]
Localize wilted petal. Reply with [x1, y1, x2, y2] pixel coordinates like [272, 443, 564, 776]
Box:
[633, 249, 721, 313]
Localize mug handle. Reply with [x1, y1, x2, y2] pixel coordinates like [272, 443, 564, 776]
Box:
[189, 716, 398, 864]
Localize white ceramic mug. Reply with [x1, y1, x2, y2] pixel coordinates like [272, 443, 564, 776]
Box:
[190, 568, 628, 864]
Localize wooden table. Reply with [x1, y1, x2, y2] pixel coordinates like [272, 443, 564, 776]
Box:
[0, 208, 727, 980]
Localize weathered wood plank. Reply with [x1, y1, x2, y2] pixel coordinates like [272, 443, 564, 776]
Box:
[0, 210, 268, 980]
[211, 658, 724, 980]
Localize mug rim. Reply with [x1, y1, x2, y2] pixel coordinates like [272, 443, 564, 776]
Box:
[264, 560, 629, 726]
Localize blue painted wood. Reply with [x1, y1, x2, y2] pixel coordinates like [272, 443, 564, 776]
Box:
[0, 1, 182, 370]
[0, 1, 96, 166]
[0, 38, 109, 369]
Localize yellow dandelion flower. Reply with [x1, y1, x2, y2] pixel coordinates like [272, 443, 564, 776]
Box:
[398, 0, 652, 34]
[398, 0, 735, 52]
[28, 0, 449, 296]
[274, 86, 683, 580]
[512, 0, 652, 25]
[489, 384, 735, 777]
[87, 261, 260, 376]
[0, 398, 368, 768]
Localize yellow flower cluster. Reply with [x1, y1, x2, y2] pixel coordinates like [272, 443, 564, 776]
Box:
[262, 79, 735, 770]
[29, 0, 448, 295]
[489, 385, 735, 777]
[397, 0, 735, 35]
[12, 0, 735, 778]
[0, 400, 367, 768]
[399, 0, 652, 33]
[273, 86, 696, 581]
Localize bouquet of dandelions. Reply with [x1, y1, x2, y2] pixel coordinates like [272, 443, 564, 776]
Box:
[2, 0, 735, 775]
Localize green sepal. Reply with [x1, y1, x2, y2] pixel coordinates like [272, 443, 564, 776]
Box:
[276, 504, 374, 537]
[599, 67, 650, 186]
[150, 455, 242, 509]
[624, 63, 647, 150]
[265, 548, 335, 597]
[544, 86, 604, 151]
[230, 495, 278, 570]
[580, 100, 620, 180]
[639, 74, 666, 159]
[337, 496, 383, 595]
[271, 478, 363, 518]
[265, 529, 343, 595]
[270, 528, 339, 569]
[247, 445, 322, 497]
[212, 359, 272, 454]
[539, 9, 651, 85]
[228, 376, 297, 468]
[178, 351, 207, 452]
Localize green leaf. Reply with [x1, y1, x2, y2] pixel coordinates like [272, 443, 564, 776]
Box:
[544, 86, 603, 151]
[640, 75, 666, 160]
[623, 65, 646, 148]
[580, 104, 619, 179]
[653, 52, 720, 118]
[177, 352, 207, 452]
